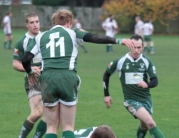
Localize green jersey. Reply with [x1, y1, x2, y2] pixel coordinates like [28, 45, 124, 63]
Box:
[74, 127, 97, 138]
[13, 32, 42, 67]
[26, 25, 87, 72]
[106, 53, 157, 101]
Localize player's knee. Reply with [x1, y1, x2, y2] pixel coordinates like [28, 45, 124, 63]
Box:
[29, 111, 43, 122]
[146, 120, 156, 129]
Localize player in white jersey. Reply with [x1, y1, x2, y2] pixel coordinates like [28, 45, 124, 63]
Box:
[73, 19, 88, 53]
[13, 13, 46, 138]
[102, 14, 118, 52]
[142, 20, 155, 54]
[3, 12, 13, 49]
[74, 125, 116, 138]
[134, 16, 144, 37]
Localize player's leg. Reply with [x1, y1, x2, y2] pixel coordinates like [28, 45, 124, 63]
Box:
[18, 95, 43, 138]
[135, 107, 164, 138]
[106, 44, 113, 52]
[143, 35, 149, 54]
[137, 121, 148, 138]
[33, 116, 47, 138]
[3, 35, 8, 49]
[143, 41, 148, 54]
[58, 71, 79, 138]
[61, 104, 76, 138]
[44, 104, 60, 138]
[149, 41, 154, 54]
[79, 44, 88, 53]
[108, 44, 112, 52]
[7, 34, 13, 49]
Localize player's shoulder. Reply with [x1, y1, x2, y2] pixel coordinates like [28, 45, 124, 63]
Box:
[113, 54, 126, 64]
[141, 54, 153, 62]
[15, 35, 26, 45]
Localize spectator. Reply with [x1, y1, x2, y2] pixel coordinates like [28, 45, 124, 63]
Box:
[142, 20, 155, 54]
[3, 12, 13, 49]
[102, 14, 118, 52]
[134, 16, 144, 37]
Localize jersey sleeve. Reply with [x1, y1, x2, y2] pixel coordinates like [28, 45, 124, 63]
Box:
[147, 59, 157, 78]
[106, 59, 119, 75]
[73, 28, 88, 39]
[13, 38, 25, 61]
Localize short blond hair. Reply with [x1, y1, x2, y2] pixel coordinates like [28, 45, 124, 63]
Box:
[51, 9, 74, 26]
[26, 12, 38, 23]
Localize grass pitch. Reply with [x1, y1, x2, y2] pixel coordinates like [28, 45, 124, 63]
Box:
[0, 29, 179, 138]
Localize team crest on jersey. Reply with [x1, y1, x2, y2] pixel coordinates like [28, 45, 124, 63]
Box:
[139, 63, 145, 71]
[13, 49, 19, 56]
[108, 61, 113, 69]
[126, 63, 129, 69]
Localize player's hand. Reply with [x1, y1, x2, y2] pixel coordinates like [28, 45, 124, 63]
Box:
[27, 70, 40, 87]
[31, 66, 41, 74]
[138, 81, 148, 88]
[120, 39, 135, 50]
[104, 96, 112, 108]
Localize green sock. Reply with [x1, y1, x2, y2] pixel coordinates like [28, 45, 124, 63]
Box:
[143, 47, 148, 54]
[80, 45, 88, 53]
[4, 42, 7, 49]
[108, 46, 112, 52]
[8, 40, 12, 49]
[150, 46, 154, 54]
[62, 130, 75, 138]
[149, 126, 165, 138]
[33, 120, 47, 138]
[137, 127, 147, 138]
[45, 133, 57, 138]
[106, 45, 109, 52]
[18, 120, 34, 138]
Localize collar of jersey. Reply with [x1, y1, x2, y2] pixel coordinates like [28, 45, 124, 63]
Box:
[25, 32, 41, 39]
[126, 53, 142, 62]
[50, 25, 65, 30]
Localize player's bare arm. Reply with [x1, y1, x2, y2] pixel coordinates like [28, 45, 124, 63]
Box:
[13, 60, 25, 72]
[13, 59, 41, 73]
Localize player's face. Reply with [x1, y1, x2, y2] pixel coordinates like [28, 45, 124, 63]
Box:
[130, 39, 143, 59]
[26, 16, 40, 35]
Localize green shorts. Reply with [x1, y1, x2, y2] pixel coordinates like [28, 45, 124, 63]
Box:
[123, 99, 153, 118]
[40, 69, 81, 107]
[24, 75, 41, 99]
[144, 35, 152, 42]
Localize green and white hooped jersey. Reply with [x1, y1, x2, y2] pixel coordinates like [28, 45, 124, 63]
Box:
[106, 53, 157, 101]
[74, 127, 97, 138]
[26, 25, 87, 72]
[13, 32, 42, 67]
